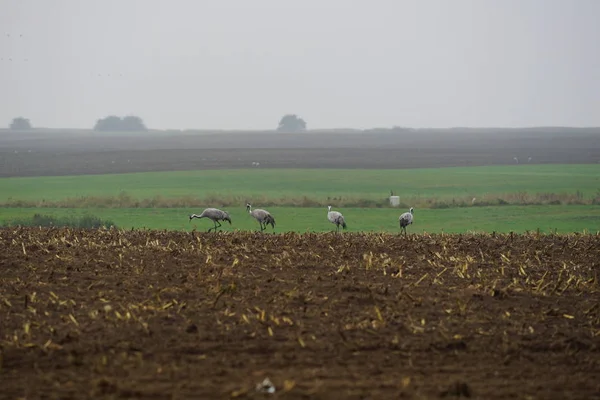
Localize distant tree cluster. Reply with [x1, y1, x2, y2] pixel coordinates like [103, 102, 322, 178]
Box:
[9, 117, 32, 130]
[8, 114, 312, 132]
[94, 115, 147, 132]
[277, 114, 307, 132]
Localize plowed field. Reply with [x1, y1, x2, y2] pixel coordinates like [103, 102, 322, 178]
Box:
[1, 228, 600, 399]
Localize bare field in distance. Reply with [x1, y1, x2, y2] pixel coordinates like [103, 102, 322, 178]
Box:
[1, 227, 599, 399]
[1, 128, 599, 177]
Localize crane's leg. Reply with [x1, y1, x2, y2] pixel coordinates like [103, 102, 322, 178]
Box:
[206, 219, 214, 233]
[209, 220, 220, 233]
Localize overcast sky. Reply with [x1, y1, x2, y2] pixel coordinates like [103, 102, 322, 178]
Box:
[1, 0, 599, 130]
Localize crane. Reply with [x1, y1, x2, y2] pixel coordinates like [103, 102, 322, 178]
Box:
[399, 207, 414, 235]
[189, 208, 231, 232]
[327, 205, 347, 232]
[246, 203, 276, 232]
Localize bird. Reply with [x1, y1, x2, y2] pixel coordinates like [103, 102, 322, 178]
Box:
[189, 208, 231, 232]
[246, 203, 275, 232]
[399, 207, 414, 235]
[327, 205, 347, 232]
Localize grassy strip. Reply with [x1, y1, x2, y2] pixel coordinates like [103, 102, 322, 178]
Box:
[1, 206, 598, 234]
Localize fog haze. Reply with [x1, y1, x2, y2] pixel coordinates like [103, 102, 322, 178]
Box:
[1, 0, 599, 129]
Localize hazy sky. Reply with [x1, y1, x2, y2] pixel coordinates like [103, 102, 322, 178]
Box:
[1, 0, 599, 129]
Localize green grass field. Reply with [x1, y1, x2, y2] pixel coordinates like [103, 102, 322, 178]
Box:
[1, 165, 599, 205]
[1, 205, 599, 234]
[1, 164, 598, 233]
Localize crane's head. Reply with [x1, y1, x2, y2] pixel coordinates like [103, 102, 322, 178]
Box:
[328, 205, 332, 211]
[246, 203, 252, 212]
[409, 207, 414, 214]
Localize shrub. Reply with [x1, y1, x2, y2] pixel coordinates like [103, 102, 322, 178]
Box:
[1, 213, 116, 229]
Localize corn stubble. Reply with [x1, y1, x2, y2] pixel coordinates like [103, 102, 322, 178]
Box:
[1, 227, 599, 399]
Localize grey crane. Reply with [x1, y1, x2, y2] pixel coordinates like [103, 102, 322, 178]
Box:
[189, 208, 231, 232]
[399, 207, 414, 235]
[327, 205, 347, 232]
[246, 203, 276, 232]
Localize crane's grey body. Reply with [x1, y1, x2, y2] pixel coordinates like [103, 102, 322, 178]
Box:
[189, 208, 231, 232]
[246, 203, 275, 232]
[327, 205, 347, 232]
[399, 207, 414, 235]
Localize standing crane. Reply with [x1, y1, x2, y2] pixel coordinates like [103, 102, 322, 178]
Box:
[246, 203, 276, 232]
[189, 208, 232, 232]
[399, 207, 414, 235]
[327, 205, 347, 232]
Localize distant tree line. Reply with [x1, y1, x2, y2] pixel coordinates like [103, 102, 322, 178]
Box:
[277, 114, 307, 132]
[6, 115, 148, 132]
[9, 117, 32, 130]
[94, 115, 147, 132]
[7, 113, 311, 132]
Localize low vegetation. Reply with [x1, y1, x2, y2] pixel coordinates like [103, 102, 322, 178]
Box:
[0, 213, 116, 229]
[1, 189, 598, 209]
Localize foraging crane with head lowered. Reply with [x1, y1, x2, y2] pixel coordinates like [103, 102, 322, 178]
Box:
[189, 208, 231, 232]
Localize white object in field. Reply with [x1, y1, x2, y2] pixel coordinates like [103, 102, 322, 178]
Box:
[389, 196, 400, 207]
[256, 377, 276, 394]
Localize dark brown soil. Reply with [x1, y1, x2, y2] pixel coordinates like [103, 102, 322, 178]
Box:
[1, 228, 599, 399]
